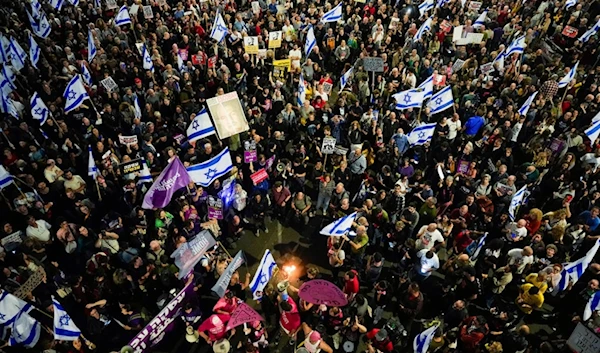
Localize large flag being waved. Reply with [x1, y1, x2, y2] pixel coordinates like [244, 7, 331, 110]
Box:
[493, 50, 505, 71]
[470, 233, 487, 261]
[187, 147, 233, 187]
[321, 2, 343, 23]
[558, 61, 579, 88]
[517, 91, 537, 116]
[0, 34, 11, 63]
[340, 68, 353, 91]
[27, 11, 51, 38]
[508, 185, 527, 221]
[417, 75, 434, 99]
[320, 212, 357, 236]
[29, 34, 40, 69]
[81, 63, 93, 86]
[414, 325, 439, 353]
[31, 0, 42, 17]
[584, 291, 600, 320]
[556, 239, 600, 292]
[68, 0, 80, 6]
[212, 251, 245, 297]
[115, 6, 132, 26]
[138, 159, 153, 184]
[63, 75, 89, 113]
[142, 45, 154, 72]
[407, 123, 437, 146]
[134, 95, 142, 119]
[579, 19, 600, 43]
[585, 120, 600, 143]
[427, 85, 454, 114]
[9, 37, 27, 72]
[305, 26, 317, 57]
[1, 93, 19, 119]
[88, 30, 97, 63]
[187, 109, 216, 143]
[250, 249, 277, 300]
[419, 0, 434, 16]
[9, 310, 40, 348]
[394, 89, 426, 110]
[210, 11, 229, 43]
[414, 17, 433, 42]
[565, 0, 577, 9]
[50, 0, 64, 10]
[88, 146, 98, 178]
[0, 290, 33, 325]
[53, 298, 81, 341]
[473, 11, 487, 28]
[298, 73, 307, 106]
[505, 35, 526, 56]
[142, 157, 192, 209]
[0, 166, 14, 189]
[30, 91, 50, 125]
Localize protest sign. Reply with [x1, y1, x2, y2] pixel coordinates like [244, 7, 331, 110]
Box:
[208, 56, 218, 69]
[466, 33, 484, 44]
[251, 1, 261, 13]
[129, 4, 140, 16]
[14, 267, 45, 299]
[298, 279, 348, 306]
[250, 169, 269, 185]
[106, 0, 117, 9]
[322, 82, 333, 94]
[452, 59, 466, 73]
[100, 77, 118, 92]
[433, 73, 446, 86]
[321, 137, 337, 154]
[334, 146, 348, 155]
[225, 303, 264, 331]
[452, 25, 464, 42]
[265, 155, 276, 170]
[244, 36, 259, 54]
[268, 31, 282, 48]
[143, 5, 153, 19]
[244, 139, 257, 163]
[119, 159, 144, 175]
[207, 92, 250, 139]
[469, 1, 482, 11]
[273, 59, 291, 80]
[440, 20, 452, 33]
[562, 26, 578, 38]
[1, 231, 24, 248]
[207, 196, 223, 219]
[363, 57, 384, 72]
[212, 251, 245, 297]
[179, 49, 188, 61]
[171, 230, 217, 279]
[119, 135, 138, 146]
[480, 62, 495, 74]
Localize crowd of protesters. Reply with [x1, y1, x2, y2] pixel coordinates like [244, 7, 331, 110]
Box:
[2, 0, 600, 352]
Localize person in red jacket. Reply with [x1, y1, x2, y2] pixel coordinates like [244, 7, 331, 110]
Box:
[365, 328, 393, 353]
[459, 316, 489, 353]
[343, 270, 360, 300]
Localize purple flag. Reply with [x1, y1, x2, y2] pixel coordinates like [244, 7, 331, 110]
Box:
[142, 157, 191, 209]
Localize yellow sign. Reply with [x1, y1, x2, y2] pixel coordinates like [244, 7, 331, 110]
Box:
[268, 31, 282, 49]
[244, 36, 259, 55]
[273, 59, 291, 79]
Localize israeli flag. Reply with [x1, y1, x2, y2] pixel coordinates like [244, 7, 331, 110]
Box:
[586, 120, 600, 143]
[340, 67, 353, 91]
[187, 108, 216, 143]
[321, 2, 343, 23]
[177, 52, 184, 72]
[414, 325, 438, 353]
[505, 35, 526, 56]
[88, 146, 98, 178]
[1, 93, 19, 119]
[508, 185, 527, 221]
[320, 212, 358, 236]
[142, 45, 154, 72]
[0, 166, 14, 189]
[250, 249, 278, 300]
[81, 63, 93, 86]
[579, 19, 600, 43]
[408, 123, 436, 146]
[30, 91, 49, 125]
[298, 73, 307, 106]
[8, 310, 40, 348]
[493, 50, 505, 71]
[68, 0, 79, 6]
[419, 0, 434, 16]
[417, 75, 434, 99]
[9, 37, 27, 72]
[40, 128, 49, 140]
[414, 17, 433, 42]
[394, 89, 426, 110]
[94, 0, 101, 8]
[210, 11, 228, 43]
[52, 298, 81, 340]
[30, 0, 42, 19]
[557, 239, 600, 292]
[0, 65, 16, 94]
[134, 95, 142, 119]
[470, 233, 487, 261]
[427, 85, 454, 114]
[63, 75, 89, 113]
[584, 291, 600, 321]
[437, 0, 450, 7]
[558, 61, 579, 88]
[305, 26, 316, 57]
[50, 0, 64, 11]
[115, 5, 132, 26]
[187, 147, 233, 187]
[565, 0, 577, 9]
[88, 30, 97, 63]
[27, 10, 51, 38]
[517, 91, 537, 116]
[0, 34, 11, 63]
[473, 11, 487, 28]
[29, 34, 40, 69]
[138, 159, 153, 184]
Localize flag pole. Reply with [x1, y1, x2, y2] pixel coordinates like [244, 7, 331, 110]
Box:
[218, 241, 232, 259]
[0, 190, 13, 210]
[95, 178, 102, 201]
[559, 84, 570, 114]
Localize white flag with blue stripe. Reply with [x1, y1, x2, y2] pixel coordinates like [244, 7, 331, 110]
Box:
[579, 19, 600, 43]
[427, 85, 454, 114]
[508, 185, 527, 221]
[321, 2, 343, 23]
[418, 0, 434, 16]
[565, 0, 577, 9]
[68, 0, 80, 6]
[506, 35, 526, 56]
[0, 290, 33, 325]
[250, 249, 278, 300]
[115, 5, 132, 26]
[30, 91, 49, 125]
[413, 325, 438, 353]
[557, 239, 600, 292]
[27, 10, 51, 38]
[414, 17, 433, 42]
[9, 37, 27, 72]
[63, 75, 89, 113]
[517, 91, 537, 116]
[8, 310, 40, 348]
[88, 146, 98, 178]
[470, 233, 487, 261]
[138, 159, 153, 184]
[0, 166, 14, 190]
[29, 34, 40, 69]
[585, 120, 600, 143]
[0, 34, 11, 64]
[473, 11, 487, 28]
[177, 52, 185, 72]
[187, 108, 216, 143]
[493, 50, 505, 71]
[298, 73, 307, 106]
[305, 26, 317, 57]
[558, 61, 579, 88]
[50, 0, 64, 10]
[340, 68, 353, 91]
[210, 11, 229, 43]
[187, 147, 233, 187]
[320, 212, 357, 236]
[30, 0, 42, 18]
[584, 291, 600, 320]
[142, 44, 154, 72]
[0, 65, 16, 95]
[1, 93, 19, 119]
[394, 89, 426, 110]
[88, 30, 97, 63]
[53, 298, 81, 340]
[81, 63, 93, 86]
[134, 95, 142, 119]
[417, 75, 434, 99]
[408, 123, 436, 146]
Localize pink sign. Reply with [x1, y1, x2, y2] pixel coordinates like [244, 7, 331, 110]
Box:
[244, 150, 257, 163]
[298, 279, 348, 307]
[225, 303, 264, 331]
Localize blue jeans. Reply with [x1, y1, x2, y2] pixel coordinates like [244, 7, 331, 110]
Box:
[316, 193, 331, 214]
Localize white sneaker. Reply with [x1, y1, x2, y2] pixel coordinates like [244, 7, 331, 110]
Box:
[255, 230, 260, 237]
[264, 227, 269, 233]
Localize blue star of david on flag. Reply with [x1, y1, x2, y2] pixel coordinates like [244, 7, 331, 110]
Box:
[204, 168, 217, 179]
[59, 314, 71, 327]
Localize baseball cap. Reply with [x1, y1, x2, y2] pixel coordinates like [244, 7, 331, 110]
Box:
[375, 329, 388, 341]
[134, 78, 142, 84]
[310, 331, 321, 342]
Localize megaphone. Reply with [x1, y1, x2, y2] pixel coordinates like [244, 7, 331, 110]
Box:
[276, 162, 286, 172]
[120, 346, 134, 353]
[186, 326, 200, 343]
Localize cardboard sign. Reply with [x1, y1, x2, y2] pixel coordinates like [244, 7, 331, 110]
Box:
[440, 20, 453, 33]
[170, 230, 217, 279]
[389, 17, 400, 30]
[143, 5, 154, 19]
[452, 25, 464, 42]
[14, 267, 46, 299]
[321, 137, 337, 154]
[244, 36, 259, 54]
[225, 303, 264, 331]
[452, 59, 466, 73]
[433, 73, 446, 86]
[120, 159, 144, 175]
[480, 62, 495, 74]
[100, 77, 118, 92]
[469, 1, 482, 11]
[567, 323, 600, 353]
[363, 57, 385, 72]
[273, 59, 291, 79]
[257, 49, 267, 59]
[251, 1, 261, 14]
[268, 31, 282, 49]
[207, 196, 223, 219]
[250, 169, 269, 185]
[298, 279, 348, 306]
[206, 92, 250, 139]
[208, 56, 218, 69]
[1, 231, 24, 249]
[466, 33, 484, 44]
[129, 4, 140, 16]
[322, 82, 333, 94]
[334, 145, 348, 155]
[562, 26, 578, 38]
[106, 0, 118, 9]
[119, 135, 138, 146]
